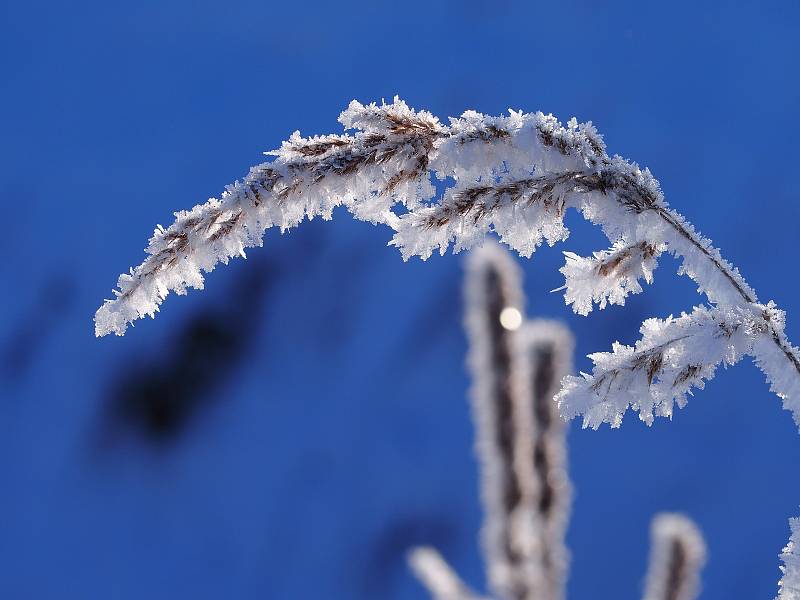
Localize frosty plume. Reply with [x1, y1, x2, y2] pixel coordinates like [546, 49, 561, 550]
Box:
[95, 98, 800, 431]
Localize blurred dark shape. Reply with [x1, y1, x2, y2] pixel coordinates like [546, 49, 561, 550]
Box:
[360, 513, 460, 599]
[2, 274, 74, 381]
[313, 245, 369, 350]
[391, 269, 461, 366]
[104, 258, 274, 445]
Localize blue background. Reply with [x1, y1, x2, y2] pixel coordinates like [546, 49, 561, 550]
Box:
[2, 1, 799, 598]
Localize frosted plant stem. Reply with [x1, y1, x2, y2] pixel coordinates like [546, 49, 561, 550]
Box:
[95, 97, 800, 432]
[513, 321, 573, 600]
[642, 514, 706, 600]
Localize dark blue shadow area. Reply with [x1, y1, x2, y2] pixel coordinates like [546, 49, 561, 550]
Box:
[1, 1, 799, 598]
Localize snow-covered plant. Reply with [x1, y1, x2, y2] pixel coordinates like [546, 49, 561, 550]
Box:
[94, 97, 800, 433]
[410, 244, 707, 600]
[642, 514, 706, 600]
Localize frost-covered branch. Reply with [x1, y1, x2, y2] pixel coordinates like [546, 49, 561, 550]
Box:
[642, 513, 706, 600]
[95, 100, 448, 337]
[557, 241, 663, 316]
[778, 517, 800, 600]
[556, 304, 772, 428]
[95, 98, 800, 431]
